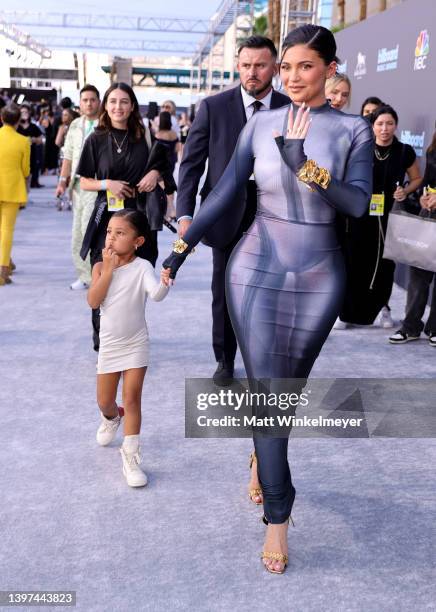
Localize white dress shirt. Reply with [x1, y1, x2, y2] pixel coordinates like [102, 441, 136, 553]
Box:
[240, 86, 273, 120]
[177, 87, 274, 222]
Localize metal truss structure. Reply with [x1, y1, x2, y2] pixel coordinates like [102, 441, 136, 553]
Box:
[34, 36, 198, 55]
[280, 0, 319, 54]
[191, 0, 255, 94]
[1, 2, 320, 95]
[0, 11, 209, 34]
[0, 18, 51, 59]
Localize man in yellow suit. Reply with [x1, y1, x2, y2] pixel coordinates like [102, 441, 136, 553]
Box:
[0, 104, 30, 286]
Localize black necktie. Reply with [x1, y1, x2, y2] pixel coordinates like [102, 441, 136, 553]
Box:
[252, 100, 263, 115]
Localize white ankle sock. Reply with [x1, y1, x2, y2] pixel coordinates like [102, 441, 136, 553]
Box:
[123, 434, 140, 453]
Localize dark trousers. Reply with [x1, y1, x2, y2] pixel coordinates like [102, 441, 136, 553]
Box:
[30, 144, 43, 187]
[90, 229, 158, 352]
[212, 244, 238, 363]
[211, 182, 257, 365]
[402, 267, 436, 336]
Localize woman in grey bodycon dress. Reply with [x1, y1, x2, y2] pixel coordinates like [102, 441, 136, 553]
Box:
[163, 25, 373, 573]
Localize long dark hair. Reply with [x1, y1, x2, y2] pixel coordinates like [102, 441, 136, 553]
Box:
[98, 82, 145, 142]
[427, 131, 436, 154]
[158, 111, 172, 131]
[360, 96, 383, 117]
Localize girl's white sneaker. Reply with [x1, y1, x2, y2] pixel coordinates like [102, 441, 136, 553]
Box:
[120, 447, 148, 487]
[378, 307, 394, 329]
[96, 413, 122, 446]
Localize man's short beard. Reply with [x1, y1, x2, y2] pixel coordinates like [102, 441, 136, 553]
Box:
[242, 79, 273, 98]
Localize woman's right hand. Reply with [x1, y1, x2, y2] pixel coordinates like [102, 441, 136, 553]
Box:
[162, 251, 188, 282]
[107, 180, 134, 199]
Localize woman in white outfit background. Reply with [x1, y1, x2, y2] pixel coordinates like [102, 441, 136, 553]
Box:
[87, 209, 169, 487]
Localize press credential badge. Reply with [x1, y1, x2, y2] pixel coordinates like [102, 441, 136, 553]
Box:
[369, 193, 385, 216]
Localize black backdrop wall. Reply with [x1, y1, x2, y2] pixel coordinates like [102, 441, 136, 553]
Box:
[335, 0, 435, 169]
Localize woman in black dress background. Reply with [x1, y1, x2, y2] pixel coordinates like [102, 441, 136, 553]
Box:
[338, 105, 422, 327]
[77, 82, 171, 350]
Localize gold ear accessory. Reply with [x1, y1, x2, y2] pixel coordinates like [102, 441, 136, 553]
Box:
[297, 159, 331, 189]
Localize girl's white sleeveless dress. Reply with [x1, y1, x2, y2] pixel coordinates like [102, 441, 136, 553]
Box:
[97, 257, 168, 374]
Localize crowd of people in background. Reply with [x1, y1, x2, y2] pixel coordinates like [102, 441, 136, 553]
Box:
[1, 27, 435, 578]
[319, 77, 435, 347]
[0, 68, 435, 348]
[0, 88, 191, 288]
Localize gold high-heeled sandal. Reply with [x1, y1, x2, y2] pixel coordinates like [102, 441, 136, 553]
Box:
[248, 451, 263, 505]
[261, 515, 293, 574]
[261, 551, 288, 574]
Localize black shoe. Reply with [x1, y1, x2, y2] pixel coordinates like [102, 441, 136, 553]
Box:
[213, 360, 234, 386]
[388, 330, 420, 344]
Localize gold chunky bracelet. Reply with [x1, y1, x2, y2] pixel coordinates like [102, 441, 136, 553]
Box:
[173, 238, 193, 254]
[297, 159, 331, 190]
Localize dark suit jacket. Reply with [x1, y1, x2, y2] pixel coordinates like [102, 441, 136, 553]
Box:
[177, 86, 289, 249]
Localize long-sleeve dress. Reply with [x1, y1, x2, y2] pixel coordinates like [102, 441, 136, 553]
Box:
[169, 102, 373, 523]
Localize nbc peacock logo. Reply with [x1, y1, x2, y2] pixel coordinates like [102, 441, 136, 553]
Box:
[414, 30, 430, 71]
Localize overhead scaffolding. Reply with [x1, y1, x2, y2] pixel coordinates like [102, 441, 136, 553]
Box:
[2, 3, 321, 98]
[33, 36, 198, 56]
[0, 18, 51, 59]
[0, 11, 210, 34]
[191, 0, 255, 95]
[279, 0, 319, 54]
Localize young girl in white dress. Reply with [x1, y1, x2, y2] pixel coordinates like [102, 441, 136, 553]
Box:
[88, 209, 169, 487]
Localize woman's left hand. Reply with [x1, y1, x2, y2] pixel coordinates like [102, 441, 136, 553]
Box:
[273, 103, 311, 175]
[285, 102, 311, 140]
[393, 185, 407, 201]
[137, 169, 160, 193]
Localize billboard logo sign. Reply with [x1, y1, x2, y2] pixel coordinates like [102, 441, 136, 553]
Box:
[400, 130, 426, 157]
[354, 52, 366, 78]
[414, 30, 430, 71]
[337, 60, 347, 74]
[377, 44, 399, 71]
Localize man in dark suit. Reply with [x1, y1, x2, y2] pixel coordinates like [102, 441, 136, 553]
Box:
[177, 35, 289, 384]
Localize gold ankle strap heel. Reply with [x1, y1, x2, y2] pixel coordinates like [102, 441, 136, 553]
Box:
[248, 451, 263, 505]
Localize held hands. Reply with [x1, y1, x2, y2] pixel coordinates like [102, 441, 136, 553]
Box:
[107, 180, 134, 199]
[137, 169, 159, 193]
[272, 103, 311, 174]
[161, 267, 173, 287]
[161, 251, 188, 284]
[102, 247, 120, 272]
